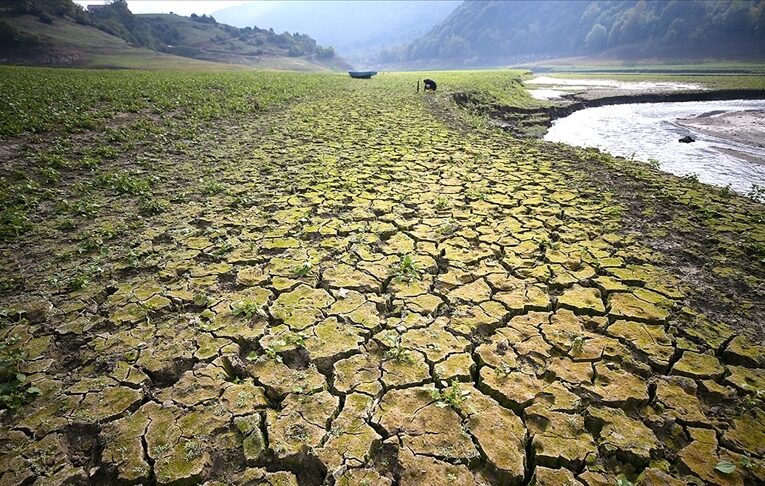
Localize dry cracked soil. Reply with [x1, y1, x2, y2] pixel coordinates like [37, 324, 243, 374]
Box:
[1, 71, 765, 486]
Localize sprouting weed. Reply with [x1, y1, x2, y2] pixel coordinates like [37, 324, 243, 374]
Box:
[645, 158, 661, 170]
[232, 299, 262, 319]
[682, 173, 700, 184]
[616, 475, 633, 486]
[747, 183, 765, 203]
[183, 440, 204, 461]
[570, 335, 585, 354]
[383, 333, 412, 363]
[494, 361, 514, 378]
[393, 254, 421, 282]
[430, 379, 470, 409]
[246, 346, 282, 364]
[715, 461, 737, 475]
[434, 197, 449, 210]
[139, 196, 167, 215]
[294, 260, 312, 277]
[1, 336, 42, 410]
[438, 218, 460, 235]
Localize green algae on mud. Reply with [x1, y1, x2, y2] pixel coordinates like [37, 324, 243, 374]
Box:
[1, 67, 765, 485]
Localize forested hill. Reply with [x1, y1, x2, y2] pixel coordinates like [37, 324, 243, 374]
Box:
[391, 0, 765, 67]
[0, 0, 347, 71]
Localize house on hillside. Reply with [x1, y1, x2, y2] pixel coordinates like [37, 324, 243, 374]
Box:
[86, 4, 106, 12]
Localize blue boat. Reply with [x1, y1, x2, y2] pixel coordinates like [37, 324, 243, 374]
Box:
[348, 70, 377, 79]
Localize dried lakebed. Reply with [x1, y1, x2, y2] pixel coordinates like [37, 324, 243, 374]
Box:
[1, 70, 764, 486]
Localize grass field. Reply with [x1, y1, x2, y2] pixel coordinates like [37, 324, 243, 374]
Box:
[1, 66, 764, 485]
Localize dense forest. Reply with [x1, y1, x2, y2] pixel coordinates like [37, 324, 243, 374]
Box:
[0, 0, 335, 60]
[389, 0, 765, 65]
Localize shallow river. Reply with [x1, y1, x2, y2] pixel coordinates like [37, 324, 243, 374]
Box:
[544, 99, 765, 193]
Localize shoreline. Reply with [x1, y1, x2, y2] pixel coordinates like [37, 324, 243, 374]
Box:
[676, 109, 765, 149]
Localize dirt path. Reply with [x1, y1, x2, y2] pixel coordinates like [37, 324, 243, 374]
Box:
[1, 76, 764, 485]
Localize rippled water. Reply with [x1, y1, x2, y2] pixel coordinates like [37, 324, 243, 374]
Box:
[545, 99, 765, 193]
[525, 76, 704, 100]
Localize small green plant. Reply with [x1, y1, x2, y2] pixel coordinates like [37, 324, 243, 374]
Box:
[645, 158, 661, 170]
[232, 299, 263, 319]
[434, 197, 449, 210]
[68, 273, 90, 291]
[97, 171, 149, 195]
[682, 173, 700, 184]
[494, 361, 514, 378]
[438, 218, 460, 236]
[1, 336, 42, 410]
[0, 208, 31, 239]
[570, 335, 584, 354]
[383, 333, 411, 362]
[393, 254, 420, 282]
[748, 184, 765, 203]
[720, 184, 733, 198]
[430, 379, 470, 409]
[37, 166, 60, 185]
[294, 260, 312, 277]
[616, 475, 633, 486]
[246, 346, 283, 363]
[139, 196, 167, 215]
[183, 440, 204, 461]
[715, 460, 737, 475]
[200, 179, 225, 196]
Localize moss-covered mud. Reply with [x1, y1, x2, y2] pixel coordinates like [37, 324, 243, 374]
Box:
[1, 67, 764, 485]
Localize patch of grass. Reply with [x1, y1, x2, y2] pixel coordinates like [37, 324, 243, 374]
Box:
[393, 254, 421, 282]
[1, 335, 42, 410]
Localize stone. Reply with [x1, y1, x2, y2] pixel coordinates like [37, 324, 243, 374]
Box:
[479, 367, 544, 409]
[724, 365, 765, 392]
[319, 394, 381, 472]
[396, 447, 480, 486]
[723, 409, 765, 456]
[533, 467, 584, 486]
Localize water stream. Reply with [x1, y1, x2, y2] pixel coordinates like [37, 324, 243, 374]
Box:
[544, 99, 765, 193]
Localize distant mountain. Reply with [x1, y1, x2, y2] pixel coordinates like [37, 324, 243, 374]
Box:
[392, 0, 765, 68]
[212, 0, 460, 64]
[0, 0, 348, 71]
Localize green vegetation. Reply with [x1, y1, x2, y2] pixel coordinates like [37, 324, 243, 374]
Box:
[0, 0, 345, 71]
[1, 335, 41, 410]
[395, 0, 765, 66]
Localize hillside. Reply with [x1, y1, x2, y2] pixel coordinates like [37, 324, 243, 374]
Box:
[212, 0, 459, 64]
[0, 0, 348, 71]
[392, 0, 765, 68]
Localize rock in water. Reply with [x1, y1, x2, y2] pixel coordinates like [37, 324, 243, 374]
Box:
[679, 135, 695, 143]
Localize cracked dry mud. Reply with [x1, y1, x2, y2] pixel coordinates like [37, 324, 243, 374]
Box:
[1, 71, 765, 486]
